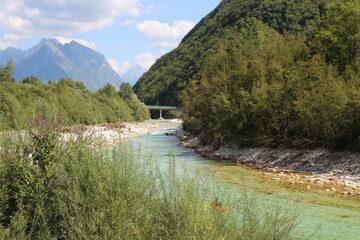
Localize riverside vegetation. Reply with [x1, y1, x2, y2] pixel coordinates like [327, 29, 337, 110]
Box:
[135, 0, 360, 150]
[0, 62, 149, 131]
[0, 119, 309, 239]
[181, 0, 360, 150]
[0, 64, 308, 239]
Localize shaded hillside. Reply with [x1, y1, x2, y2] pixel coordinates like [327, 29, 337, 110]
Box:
[134, 0, 329, 105]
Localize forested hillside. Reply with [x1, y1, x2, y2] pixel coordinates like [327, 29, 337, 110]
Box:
[182, 0, 359, 149]
[135, 0, 359, 149]
[134, 0, 330, 105]
[0, 63, 149, 130]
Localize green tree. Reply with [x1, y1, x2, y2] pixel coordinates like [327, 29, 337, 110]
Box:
[75, 81, 87, 91]
[315, 0, 360, 73]
[22, 76, 42, 84]
[181, 16, 360, 149]
[119, 82, 133, 100]
[0, 60, 15, 83]
[98, 83, 116, 97]
[58, 78, 77, 88]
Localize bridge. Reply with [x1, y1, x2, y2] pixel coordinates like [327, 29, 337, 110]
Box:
[146, 105, 178, 119]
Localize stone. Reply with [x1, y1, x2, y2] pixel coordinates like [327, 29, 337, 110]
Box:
[313, 178, 324, 182]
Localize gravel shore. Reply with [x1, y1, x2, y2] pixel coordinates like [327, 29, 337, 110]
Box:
[61, 122, 161, 146]
[175, 129, 360, 192]
[61, 119, 183, 147]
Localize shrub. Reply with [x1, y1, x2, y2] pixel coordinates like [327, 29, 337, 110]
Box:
[0, 123, 306, 239]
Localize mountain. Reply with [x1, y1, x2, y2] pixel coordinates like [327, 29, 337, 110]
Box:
[121, 65, 146, 86]
[0, 47, 24, 65]
[133, 0, 329, 105]
[171, 0, 359, 149]
[0, 38, 123, 90]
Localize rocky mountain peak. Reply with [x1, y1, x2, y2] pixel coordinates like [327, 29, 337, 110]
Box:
[0, 38, 123, 91]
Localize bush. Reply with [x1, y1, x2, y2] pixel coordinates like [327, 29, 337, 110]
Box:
[0, 121, 306, 239]
[182, 19, 360, 150]
[0, 79, 149, 131]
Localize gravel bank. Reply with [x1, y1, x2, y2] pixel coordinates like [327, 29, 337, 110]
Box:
[175, 129, 360, 190]
[61, 122, 160, 146]
[61, 119, 183, 147]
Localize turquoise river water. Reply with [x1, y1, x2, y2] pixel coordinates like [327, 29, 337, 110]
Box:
[127, 121, 360, 240]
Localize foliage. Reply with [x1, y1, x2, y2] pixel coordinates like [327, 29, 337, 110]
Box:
[119, 82, 133, 100]
[21, 76, 41, 85]
[0, 124, 307, 239]
[98, 83, 116, 97]
[0, 61, 15, 83]
[313, 0, 360, 74]
[119, 83, 150, 120]
[181, 19, 360, 149]
[133, 0, 360, 149]
[0, 76, 149, 130]
[27, 118, 61, 174]
[134, 0, 330, 105]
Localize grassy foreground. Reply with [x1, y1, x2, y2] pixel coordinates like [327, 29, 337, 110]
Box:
[0, 120, 308, 239]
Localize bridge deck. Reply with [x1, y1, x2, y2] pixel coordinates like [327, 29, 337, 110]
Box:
[146, 105, 178, 110]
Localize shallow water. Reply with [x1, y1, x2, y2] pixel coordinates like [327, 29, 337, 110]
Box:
[127, 121, 360, 240]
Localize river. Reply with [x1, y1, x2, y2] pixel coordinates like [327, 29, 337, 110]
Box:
[127, 120, 360, 240]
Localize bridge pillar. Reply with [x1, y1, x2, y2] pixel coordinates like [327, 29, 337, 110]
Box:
[145, 105, 177, 120]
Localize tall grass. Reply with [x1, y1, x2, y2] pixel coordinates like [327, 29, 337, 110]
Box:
[0, 120, 308, 239]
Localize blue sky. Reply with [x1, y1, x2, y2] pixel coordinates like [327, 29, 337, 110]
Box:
[0, 0, 221, 74]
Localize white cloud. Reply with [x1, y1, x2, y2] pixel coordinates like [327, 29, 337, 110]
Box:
[136, 20, 195, 48]
[0, 0, 143, 48]
[154, 41, 179, 48]
[118, 19, 137, 26]
[55, 36, 97, 50]
[159, 49, 168, 55]
[107, 58, 122, 74]
[2, 33, 22, 42]
[135, 53, 156, 69]
[107, 58, 134, 75]
[0, 33, 23, 49]
[0, 40, 16, 49]
[108, 52, 157, 76]
[119, 61, 134, 74]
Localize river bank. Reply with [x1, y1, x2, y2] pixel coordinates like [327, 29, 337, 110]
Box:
[60, 121, 158, 146]
[175, 129, 360, 196]
[60, 119, 183, 146]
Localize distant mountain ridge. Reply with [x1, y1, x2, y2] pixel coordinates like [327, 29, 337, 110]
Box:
[0, 38, 123, 90]
[121, 65, 146, 86]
